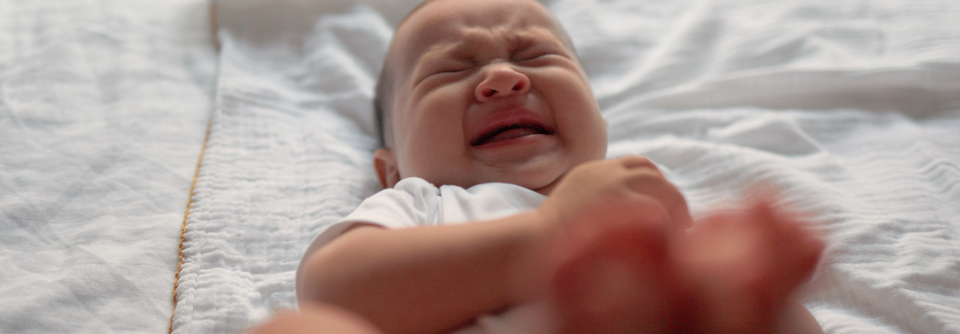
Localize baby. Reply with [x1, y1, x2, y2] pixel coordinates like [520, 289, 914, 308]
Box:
[255, 0, 825, 333]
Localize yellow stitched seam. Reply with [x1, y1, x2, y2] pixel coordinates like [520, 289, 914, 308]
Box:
[169, 120, 212, 334]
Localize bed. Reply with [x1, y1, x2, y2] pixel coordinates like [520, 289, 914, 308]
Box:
[2, 0, 958, 333]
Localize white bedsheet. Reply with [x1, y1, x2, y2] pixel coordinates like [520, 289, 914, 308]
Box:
[174, 0, 960, 333]
[0, 0, 217, 332]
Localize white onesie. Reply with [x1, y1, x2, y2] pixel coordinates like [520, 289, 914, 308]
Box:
[298, 177, 553, 334]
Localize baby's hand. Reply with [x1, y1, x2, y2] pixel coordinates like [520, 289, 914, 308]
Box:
[538, 155, 693, 235]
[512, 156, 691, 303]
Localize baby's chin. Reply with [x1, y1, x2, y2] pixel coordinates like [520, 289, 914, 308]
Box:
[468, 172, 564, 196]
[408, 158, 569, 193]
[493, 164, 574, 195]
[530, 177, 562, 196]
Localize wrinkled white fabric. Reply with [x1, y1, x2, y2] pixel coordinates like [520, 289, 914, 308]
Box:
[176, 0, 960, 333]
[0, 0, 217, 332]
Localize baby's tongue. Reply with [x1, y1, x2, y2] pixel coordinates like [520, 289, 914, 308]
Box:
[486, 127, 540, 144]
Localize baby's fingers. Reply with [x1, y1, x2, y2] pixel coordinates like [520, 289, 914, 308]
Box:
[623, 168, 693, 230]
[749, 201, 825, 279]
[616, 155, 662, 174]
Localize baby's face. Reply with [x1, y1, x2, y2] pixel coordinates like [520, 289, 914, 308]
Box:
[377, 0, 606, 194]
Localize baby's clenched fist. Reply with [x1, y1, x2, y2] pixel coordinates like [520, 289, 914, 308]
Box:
[538, 155, 692, 235]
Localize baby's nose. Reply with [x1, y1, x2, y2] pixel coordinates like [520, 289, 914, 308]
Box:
[475, 65, 531, 101]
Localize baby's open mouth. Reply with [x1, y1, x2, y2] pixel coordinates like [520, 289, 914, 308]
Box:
[470, 122, 554, 146]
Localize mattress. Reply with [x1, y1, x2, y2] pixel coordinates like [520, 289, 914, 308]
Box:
[2, 0, 959, 333]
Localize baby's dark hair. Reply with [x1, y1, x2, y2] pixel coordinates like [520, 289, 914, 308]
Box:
[373, 64, 392, 149]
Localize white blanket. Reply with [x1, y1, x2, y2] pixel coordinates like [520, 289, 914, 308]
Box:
[0, 0, 217, 332]
[174, 0, 960, 332]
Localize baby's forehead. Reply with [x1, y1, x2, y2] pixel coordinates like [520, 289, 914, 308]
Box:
[401, 0, 555, 31]
[387, 0, 571, 70]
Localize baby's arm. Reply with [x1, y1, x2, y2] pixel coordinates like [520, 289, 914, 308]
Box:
[299, 212, 550, 334]
[299, 156, 689, 334]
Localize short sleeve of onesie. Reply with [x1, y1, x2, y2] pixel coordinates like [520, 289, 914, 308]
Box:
[297, 177, 444, 275]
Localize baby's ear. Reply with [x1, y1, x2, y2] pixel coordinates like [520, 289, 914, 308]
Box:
[373, 148, 401, 189]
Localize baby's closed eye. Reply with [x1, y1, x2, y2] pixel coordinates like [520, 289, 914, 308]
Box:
[434, 63, 475, 75]
[413, 60, 475, 84]
[512, 47, 569, 66]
